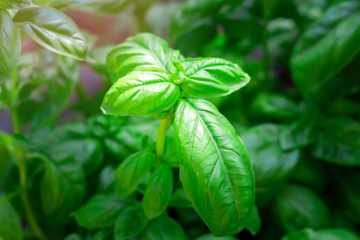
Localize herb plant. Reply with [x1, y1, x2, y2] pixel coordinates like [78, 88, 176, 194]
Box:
[101, 32, 255, 236]
[1, 0, 360, 240]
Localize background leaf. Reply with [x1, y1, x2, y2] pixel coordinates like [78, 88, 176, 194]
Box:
[114, 151, 156, 197]
[142, 163, 173, 219]
[291, 1, 360, 96]
[13, 7, 87, 60]
[241, 124, 299, 191]
[41, 153, 86, 223]
[273, 184, 330, 233]
[74, 194, 130, 229]
[311, 117, 360, 165]
[114, 203, 148, 240]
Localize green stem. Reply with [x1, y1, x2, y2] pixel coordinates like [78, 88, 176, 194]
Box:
[156, 113, 173, 160]
[1, 82, 46, 239]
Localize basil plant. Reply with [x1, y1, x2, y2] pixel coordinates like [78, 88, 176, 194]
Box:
[101, 33, 255, 236]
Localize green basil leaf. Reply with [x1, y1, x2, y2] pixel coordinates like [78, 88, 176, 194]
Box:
[0, 195, 23, 240]
[179, 58, 250, 98]
[291, 1, 360, 95]
[273, 184, 330, 233]
[115, 203, 148, 240]
[142, 215, 188, 240]
[41, 154, 86, 222]
[101, 71, 180, 116]
[251, 93, 300, 121]
[114, 151, 156, 197]
[281, 228, 360, 240]
[174, 98, 255, 236]
[0, 10, 21, 83]
[312, 117, 360, 165]
[49, 138, 103, 174]
[241, 124, 299, 193]
[51, 0, 130, 14]
[142, 163, 173, 219]
[107, 33, 179, 82]
[13, 7, 87, 60]
[74, 194, 130, 229]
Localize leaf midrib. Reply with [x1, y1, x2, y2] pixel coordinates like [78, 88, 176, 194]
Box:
[185, 100, 241, 217]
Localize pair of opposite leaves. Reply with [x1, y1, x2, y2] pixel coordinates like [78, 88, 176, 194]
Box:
[101, 33, 254, 236]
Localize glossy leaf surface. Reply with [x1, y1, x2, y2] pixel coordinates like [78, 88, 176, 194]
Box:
[101, 71, 180, 116]
[174, 98, 254, 236]
[107, 33, 179, 82]
[142, 163, 174, 219]
[291, 1, 360, 95]
[0, 10, 21, 83]
[13, 7, 87, 60]
[114, 151, 156, 197]
[179, 58, 250, 98]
